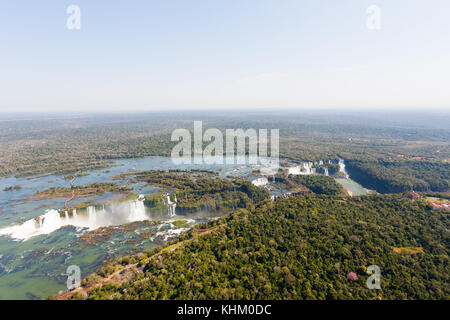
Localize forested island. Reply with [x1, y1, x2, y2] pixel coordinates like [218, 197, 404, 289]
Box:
[115, 170, 271, 214]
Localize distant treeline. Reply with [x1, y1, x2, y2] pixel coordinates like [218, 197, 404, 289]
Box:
[1, 114, 448, 196]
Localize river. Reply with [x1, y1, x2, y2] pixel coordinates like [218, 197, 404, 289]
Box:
[0, 156, 369, 299]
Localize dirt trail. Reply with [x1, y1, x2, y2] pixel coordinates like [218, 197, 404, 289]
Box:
[56, 224, 224, 300]
[64, 190, 77, 210]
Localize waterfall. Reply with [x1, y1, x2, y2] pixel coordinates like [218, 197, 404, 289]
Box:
[300, 162, 314, 175]
[169, 203, 176, 217]
[3, 207, 102, 241]
[39, 210, 64, 234]
[288, 162, 316, 175]
[164, 193, 177, 217]
[288, 166, 301, 175]
[128, 197, 147, 222]
[0, 196, 152, 241]
[87, 206, 97, 223]
[0, 209, 65, 241]
[338, 159, 350, 179]
[287, 160, 345, 177]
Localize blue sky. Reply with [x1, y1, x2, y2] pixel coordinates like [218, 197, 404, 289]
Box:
[0, 0, 449, 112]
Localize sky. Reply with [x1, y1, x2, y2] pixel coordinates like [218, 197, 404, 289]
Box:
[0, 0, 449, 112]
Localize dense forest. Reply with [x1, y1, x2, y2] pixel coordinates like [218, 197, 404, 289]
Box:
[345, 159, 450, 193]
[19, 112, 445, 300]
[68, 194, 449, 300]
[287, 175, 346, 196]
[119, 170, 270, 214]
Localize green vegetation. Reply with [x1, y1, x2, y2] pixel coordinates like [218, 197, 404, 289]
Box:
[345, 159, 449, 193]
[122, 170, 270, 214]
[263, 174, 345, 196]
[172, 220, 191, 228]
[63, 172, 90, 180]
[287, 175, 346, 196]
[76, 194, 449, 300]
[1, 113, 448, 196]
[2, 185, 22, 191]
[2, 112, 449, 300]
[316, 164, 340, 176]
[0, 114, 179, 177]
[31, 182, 132, 200]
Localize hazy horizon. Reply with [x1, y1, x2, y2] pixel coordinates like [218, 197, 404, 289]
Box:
[1, 109, 449, 130]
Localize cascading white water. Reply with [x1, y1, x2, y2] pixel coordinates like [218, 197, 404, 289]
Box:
[0, 209, 65, 240]
[128, 198, 148, 222]
[39, 210, 64, 234]
[338, 159, 350, 179]
[88, 206, 96, 223]
[288, 162, 316, 175]
[169, 203, 176, 217]
[0, 196, 150, 241]
[301, 162, 310, 174]
[288, 166, 301, 175]
[288, 159, 346, 177]
[164, 193, 177, 217]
